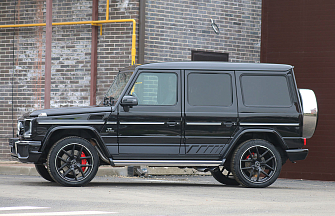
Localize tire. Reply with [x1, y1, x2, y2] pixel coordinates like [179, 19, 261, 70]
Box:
[231, 139, 282, 188]
[35, 163, 54, 182]
[47, 137, 99, 187]
[211, 166, 239, 185]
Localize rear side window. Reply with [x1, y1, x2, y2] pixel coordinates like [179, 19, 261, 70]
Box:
[188, 73, 232, 106]
[241, 75, 292, 107]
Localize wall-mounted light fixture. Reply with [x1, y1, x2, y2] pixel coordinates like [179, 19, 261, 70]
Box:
[210, 18, 220, 35]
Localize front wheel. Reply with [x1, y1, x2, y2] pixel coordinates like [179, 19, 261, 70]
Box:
[47, 137, 99, 187]
[231, 139, 282, 188]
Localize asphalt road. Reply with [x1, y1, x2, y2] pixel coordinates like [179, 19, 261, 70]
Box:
[0, 174, 334, 216]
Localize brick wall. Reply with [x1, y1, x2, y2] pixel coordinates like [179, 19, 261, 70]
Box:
[0, 0, 139, 160]
[0, 0, 260, 161]
[144, 0, 262, 63]
[0, 0, 46, 160]
[96, 0, 139, 102]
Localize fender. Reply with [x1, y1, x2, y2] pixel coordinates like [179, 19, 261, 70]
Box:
[41, 126, 113, 164]
[222, 128, 289, 159]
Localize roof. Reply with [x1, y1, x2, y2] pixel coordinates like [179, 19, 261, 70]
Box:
[136, 62, 293, 71]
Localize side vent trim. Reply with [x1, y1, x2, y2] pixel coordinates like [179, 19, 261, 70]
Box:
[88, 114, 104, 120]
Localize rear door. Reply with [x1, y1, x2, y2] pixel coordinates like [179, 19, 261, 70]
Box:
[235, 71, 300, 138]
[183, 70, 238, 160]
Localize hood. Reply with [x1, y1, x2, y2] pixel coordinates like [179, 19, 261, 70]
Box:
[29, 106, 114, 117]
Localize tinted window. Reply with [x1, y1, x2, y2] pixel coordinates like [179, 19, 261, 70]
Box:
[191, 50, 229, 62]
[188, 73, 232, 106]
[241, 75, 291, 107]
[130, 72, 177, 105]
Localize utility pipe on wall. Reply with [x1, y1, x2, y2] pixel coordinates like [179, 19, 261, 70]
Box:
[138, 0, 145, 64]
[0, 19, 136, 65]
[106, 0, 110, 20]
[44, 0, 52, 109]
[0, 0, 137, 108]
[0, 0, 135, 64]
[91, 0, 99, 106]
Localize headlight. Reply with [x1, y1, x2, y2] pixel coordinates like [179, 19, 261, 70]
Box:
[23, 120, 33, 138]
[17, 119, 33, 138]
[17, 121, 24, 137]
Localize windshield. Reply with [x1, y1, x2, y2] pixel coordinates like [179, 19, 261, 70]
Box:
[103, 71, 133, 106]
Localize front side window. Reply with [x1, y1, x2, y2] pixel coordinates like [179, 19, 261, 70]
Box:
[188, 73, 232, 106]
[130, 72, 177, 106]
[241, 75, 292, 107]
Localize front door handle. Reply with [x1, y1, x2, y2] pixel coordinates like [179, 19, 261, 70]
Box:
[166, 122, 179, 127]
[223, 122, 236, 127]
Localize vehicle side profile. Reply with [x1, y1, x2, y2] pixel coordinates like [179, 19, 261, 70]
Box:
[9, 62, 318, 187]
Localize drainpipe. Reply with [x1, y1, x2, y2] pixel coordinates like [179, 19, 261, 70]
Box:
[90, 0, 99, 106]
[138, 0, 145, 64]
[44, 0, 52, 109]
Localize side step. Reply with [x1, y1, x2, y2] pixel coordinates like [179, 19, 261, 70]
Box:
[112, 160, 225, 167]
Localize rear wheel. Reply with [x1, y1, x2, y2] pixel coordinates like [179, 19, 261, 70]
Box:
[211, 166, 239, 185]
[231, 139, 282, 188]
[47, 137, 99, 187]
[35, 163, 54, 182]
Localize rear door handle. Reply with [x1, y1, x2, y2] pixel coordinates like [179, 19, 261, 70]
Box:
[223, 122, 236, 127]
[166, 122, 179, 127]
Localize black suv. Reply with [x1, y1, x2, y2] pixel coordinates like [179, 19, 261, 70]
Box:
[9, 62, 318, 187]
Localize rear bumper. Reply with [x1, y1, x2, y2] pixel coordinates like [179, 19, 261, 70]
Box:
[286, 149, 309, 162]
[9, 138, 42, 163]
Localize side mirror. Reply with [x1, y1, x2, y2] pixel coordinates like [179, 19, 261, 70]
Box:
[121, 95, 138, 107]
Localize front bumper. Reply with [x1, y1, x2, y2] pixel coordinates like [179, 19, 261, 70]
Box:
[286, 149, 309, 162]
[9, 138, 42, 163]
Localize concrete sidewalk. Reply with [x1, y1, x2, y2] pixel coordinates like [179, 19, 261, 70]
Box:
[0, 160, 209, 177]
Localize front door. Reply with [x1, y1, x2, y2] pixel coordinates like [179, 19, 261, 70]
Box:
[183, 70, 238, 160]
[116, 70, 182, 160]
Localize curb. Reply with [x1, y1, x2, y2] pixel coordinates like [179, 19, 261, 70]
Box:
[147, 167, 210, 176]
[0, 161, 210, 177]
[0, 162, 128, 177]
[0, 164, 39, 176]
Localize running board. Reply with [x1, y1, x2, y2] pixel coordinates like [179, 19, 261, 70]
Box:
[112, 160, 225, 167]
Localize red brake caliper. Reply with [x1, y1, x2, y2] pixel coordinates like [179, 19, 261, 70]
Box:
[246, 152, 255, 159]
[81, 152, 87, 172]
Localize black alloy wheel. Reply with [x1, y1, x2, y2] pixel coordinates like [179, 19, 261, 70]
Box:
[35, 163, 54, 182]
[211, 166, 239, 185]
[47, 137, 99, 186]
[231, 139, 282, 188]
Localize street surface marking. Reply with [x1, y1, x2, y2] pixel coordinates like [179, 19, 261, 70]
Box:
[0, 211, 117, 216]
[0, 207, 50, 211]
